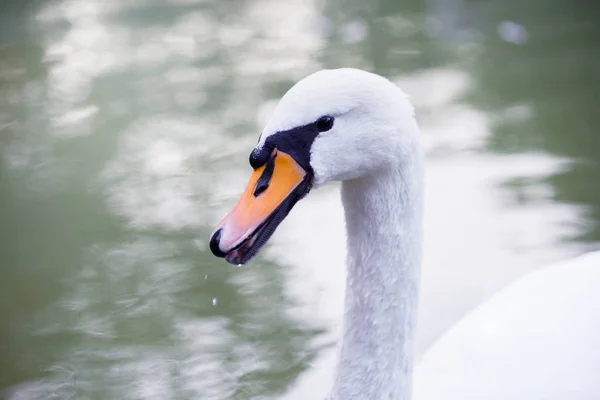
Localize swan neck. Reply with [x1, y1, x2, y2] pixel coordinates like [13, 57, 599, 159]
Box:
[332, 162, 423, 400]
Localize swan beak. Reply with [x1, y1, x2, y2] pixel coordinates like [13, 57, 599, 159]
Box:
[209, 149, 311, 265]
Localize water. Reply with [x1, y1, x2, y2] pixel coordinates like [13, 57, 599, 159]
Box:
[1, 0, 599, 399]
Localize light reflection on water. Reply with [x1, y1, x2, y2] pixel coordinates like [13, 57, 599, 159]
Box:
[1, 0, 599, 399]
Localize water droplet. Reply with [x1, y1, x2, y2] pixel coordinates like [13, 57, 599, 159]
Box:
[204, 274, 208, 280]
[212, 297, 218, 307]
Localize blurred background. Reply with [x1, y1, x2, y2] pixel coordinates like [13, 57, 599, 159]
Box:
[1, 0, 599, 398]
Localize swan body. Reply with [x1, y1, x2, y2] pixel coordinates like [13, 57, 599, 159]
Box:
[209, 68, 600, 400]
[414, 250, 600, 400]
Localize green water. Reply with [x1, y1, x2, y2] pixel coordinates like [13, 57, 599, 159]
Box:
[1, 0, 599, 399]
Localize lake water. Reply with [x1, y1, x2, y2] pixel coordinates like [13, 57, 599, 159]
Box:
[1, 0, 599, 399]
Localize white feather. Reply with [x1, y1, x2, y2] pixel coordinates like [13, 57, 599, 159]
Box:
[414, 250, 600, 400]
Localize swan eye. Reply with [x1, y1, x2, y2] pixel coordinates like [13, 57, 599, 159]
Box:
[315, 115, 334, 132]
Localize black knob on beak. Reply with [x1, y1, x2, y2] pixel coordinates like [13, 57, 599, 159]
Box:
[249, 143, 273, 169]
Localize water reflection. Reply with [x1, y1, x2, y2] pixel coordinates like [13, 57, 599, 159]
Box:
[1, 0, 599, 399]
[466, 0, 600, 243]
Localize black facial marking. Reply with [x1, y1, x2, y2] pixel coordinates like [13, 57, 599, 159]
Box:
[258, 122, 321, 172]
[253, 152, 275, 197]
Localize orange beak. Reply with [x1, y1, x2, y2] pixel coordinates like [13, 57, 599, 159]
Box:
[210, 149, 310, 265]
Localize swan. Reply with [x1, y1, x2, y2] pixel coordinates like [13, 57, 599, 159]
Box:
[208, 68, 600, 400]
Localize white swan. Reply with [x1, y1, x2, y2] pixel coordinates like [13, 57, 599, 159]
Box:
[209, 68, 600, 400]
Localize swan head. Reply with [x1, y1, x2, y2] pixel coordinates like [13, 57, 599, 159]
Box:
[209, 68, 419, 265]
